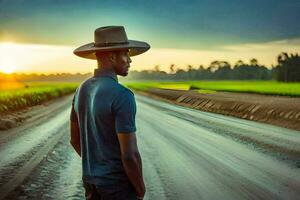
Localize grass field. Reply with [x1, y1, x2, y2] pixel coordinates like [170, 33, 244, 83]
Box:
[0, 82, 79, 113]
[124, 81, 300, 97]
[1, 80, 298, 113]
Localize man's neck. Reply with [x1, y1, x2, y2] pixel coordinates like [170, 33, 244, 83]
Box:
[94, 66, 118, 82]
[98, 65, 114, 71]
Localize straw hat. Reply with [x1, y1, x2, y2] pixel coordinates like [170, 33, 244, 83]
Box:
[73, 26, 150, 59]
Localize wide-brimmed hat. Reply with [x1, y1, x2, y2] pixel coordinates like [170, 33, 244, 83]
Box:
[73, 26, 150, 59]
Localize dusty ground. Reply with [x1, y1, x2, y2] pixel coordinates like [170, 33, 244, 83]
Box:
[136, 88, 300, 131]
[2, 88, 299, 131]
[1, 94, 300, 200]
[0, 95, 72, 130]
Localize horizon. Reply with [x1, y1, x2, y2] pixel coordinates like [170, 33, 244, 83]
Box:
[0, 40, 299, 75]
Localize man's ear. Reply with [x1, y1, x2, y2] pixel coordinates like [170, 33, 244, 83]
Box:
[109, 52, 117, 63]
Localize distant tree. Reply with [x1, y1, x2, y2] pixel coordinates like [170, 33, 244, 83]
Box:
[154, 65, 160, 72]
[174, 69, 186, 80]
[186, 65, 200, 79]
[169, 64, 175, 74]
[211, 61, 232, 79]
[250, 58, 258, 66]
[194, 65, 204, 79]
[198, 65, 205, 70]
[234, 60, 245, 68]
[231, 58, 271, 80]
[275, 52, 300, 82]
[215, 62, 232, 79]
[187, 65, 193, 71]
[208, 61, 218, 72]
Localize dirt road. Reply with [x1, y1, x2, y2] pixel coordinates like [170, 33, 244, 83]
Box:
[0, 94, 299, 199]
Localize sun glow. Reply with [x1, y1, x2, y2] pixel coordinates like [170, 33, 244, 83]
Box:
[0, 60, 17, 74]
[0, 65, 16, 74]
[0, 42, 95, 74]
[0, 42, 18, 74]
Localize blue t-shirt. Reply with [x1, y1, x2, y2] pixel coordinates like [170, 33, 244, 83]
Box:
[70, 67, 136, 186]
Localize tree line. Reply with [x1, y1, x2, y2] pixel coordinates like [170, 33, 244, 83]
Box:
[125, 52, 299, 82]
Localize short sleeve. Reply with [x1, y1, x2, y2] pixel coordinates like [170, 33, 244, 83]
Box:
[70, 93, 78, 122]
[113, 90, 136, 133]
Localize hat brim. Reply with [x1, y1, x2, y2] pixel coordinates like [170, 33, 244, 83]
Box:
[73, 40, 150, 59]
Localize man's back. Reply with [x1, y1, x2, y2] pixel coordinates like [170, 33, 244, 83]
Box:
[71, 26, 148, 199]
[72, 68, 137, 186]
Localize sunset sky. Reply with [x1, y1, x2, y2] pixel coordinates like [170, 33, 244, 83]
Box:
[0, 0, 300, 74]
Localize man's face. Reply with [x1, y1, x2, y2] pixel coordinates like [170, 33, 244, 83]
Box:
[113, 49, 132, 76]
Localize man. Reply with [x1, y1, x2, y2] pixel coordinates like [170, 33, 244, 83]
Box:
[70, 26, 150, 200]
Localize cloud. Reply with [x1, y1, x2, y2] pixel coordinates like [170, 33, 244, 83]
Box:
[220, 38, 300, 51]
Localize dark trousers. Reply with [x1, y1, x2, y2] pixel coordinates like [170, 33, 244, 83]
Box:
[83, 180, 138, 200]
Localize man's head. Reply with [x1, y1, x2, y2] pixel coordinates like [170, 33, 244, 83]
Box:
[96, 49, 132, 76]
[73, 26, 150, 74]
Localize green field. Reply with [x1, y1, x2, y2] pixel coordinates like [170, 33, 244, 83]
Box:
[0, 82, 79, 113]
[1, 80, 298, 113]
[124, 81, 300, 97]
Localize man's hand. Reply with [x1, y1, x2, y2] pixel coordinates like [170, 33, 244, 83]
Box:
[137, 195, 144, 200]
[136, 191, 145, 199]
[117, 133, 145, 198]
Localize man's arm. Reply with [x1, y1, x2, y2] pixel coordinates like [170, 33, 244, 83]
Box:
[70, 93, 81, 157]
[114, 90, 145, 198]
[117, 133, 145, 199]
[70, 120, 81, 157]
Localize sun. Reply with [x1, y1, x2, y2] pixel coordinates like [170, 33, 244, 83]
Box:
[0, 62, 17, 74]
[0, 65, 16, 74]
[0, 49, 17, 74]
[0, 42, 20, 74]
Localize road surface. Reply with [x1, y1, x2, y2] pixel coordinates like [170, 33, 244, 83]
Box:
[0, 94, 299, 200]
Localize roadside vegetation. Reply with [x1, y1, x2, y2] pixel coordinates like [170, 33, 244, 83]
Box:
[124, 81, 300, 97]
[0, 82, 78, 113]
